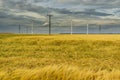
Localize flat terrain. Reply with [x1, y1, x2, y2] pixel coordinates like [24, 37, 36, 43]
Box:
[0, 34, 120, 80]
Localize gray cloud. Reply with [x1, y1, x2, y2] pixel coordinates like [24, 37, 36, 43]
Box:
[0, 0, 120, 27]
[57, 0, 119, 5]
[1, 0, 120, 9]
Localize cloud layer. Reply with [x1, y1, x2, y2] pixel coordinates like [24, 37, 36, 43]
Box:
[0, 0, 120, 27]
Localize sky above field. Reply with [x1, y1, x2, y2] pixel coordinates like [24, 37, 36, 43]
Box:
[0, 0, 120, 28]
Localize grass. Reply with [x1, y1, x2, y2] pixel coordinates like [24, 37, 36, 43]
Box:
[0, 34, 120, 80]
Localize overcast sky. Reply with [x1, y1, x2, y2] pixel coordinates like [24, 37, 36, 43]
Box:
[1, 0, 120, 16]
[0, 0, 120, 27]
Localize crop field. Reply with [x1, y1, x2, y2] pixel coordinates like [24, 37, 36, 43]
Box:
[0, 34, 120, 80]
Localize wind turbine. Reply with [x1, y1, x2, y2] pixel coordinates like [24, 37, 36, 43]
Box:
[70, 19, 73, 35]
[32, 20, 34, 34]
[87, 24, 89, 34]
[47, 0, 53, 35]
[69, 10, 74, 35]
[19, 24, 21, 34]
[99, 24, 102, 34]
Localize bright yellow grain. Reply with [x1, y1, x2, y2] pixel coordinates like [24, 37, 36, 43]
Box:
[0, 34, 120, 80]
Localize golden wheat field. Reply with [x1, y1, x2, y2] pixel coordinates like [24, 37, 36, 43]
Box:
[0, 34, 120, 80]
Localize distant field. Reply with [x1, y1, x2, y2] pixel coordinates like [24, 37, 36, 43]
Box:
[0, 34, 120, 80]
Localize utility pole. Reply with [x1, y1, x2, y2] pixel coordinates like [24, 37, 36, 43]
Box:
[19, 24, 21, 34]
[70, 19, 73, 35]
[47, 14, 52, 35]
[87, 24, 89, 34]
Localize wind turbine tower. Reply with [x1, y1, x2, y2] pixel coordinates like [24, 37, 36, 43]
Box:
[47, 14, 53, 35]
[87, 24, 89, 34]
[32, 20, 34, 34]
[70, 19, 73, 35]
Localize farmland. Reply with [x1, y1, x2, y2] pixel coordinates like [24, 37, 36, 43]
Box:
[0, 34, 120, 80]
